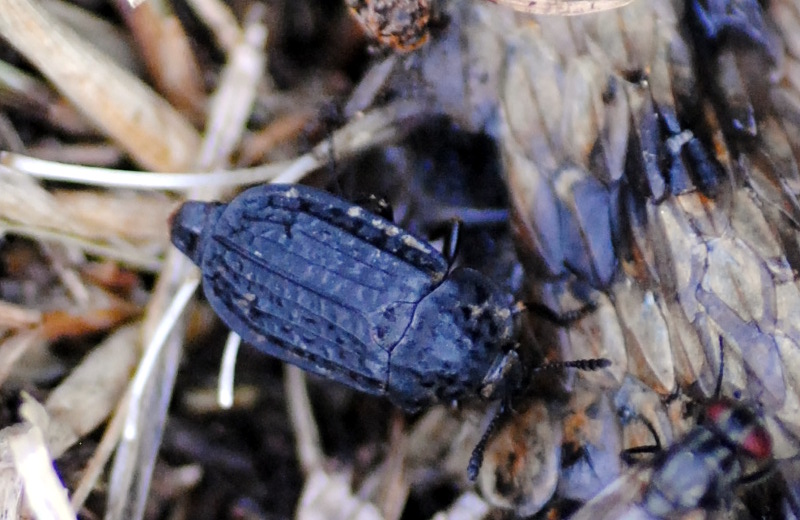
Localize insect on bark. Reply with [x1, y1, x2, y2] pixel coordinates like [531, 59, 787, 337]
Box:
[573, 340, 776, 519]
[170, 183, 609, 473]
[572, 399, 774, 519]
[641, 399, 773, 517]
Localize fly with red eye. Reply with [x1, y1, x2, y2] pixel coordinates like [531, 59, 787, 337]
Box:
[571, 338, 777, 520]
[703, 400, 773, 461]
[638, 398, 774, 518]
[637, 337, 775, 518]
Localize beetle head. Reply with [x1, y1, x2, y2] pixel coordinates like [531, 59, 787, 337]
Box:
[169, 201, 225, 266]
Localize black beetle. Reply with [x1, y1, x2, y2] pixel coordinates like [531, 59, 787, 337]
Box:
[170, 184, 608, 466]
[171, 183, 529, 409]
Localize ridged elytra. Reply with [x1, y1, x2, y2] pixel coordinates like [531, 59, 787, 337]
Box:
[170, 183, 610, 478]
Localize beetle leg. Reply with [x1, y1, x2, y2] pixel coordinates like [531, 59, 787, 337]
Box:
[618, 406, 664, 465]
[479, 350, 522, 400]
[354, 193, 395, 221]
[736, 463, 775, 487]
[442, 218, 461, 266]
[520, 299, 597, 326]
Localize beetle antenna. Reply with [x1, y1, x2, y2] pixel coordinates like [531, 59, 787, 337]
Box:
[530, 358, 611, 373]
[468, 400, 510, 481]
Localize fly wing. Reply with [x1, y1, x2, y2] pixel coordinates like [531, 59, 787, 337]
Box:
[201, 184, 449, 398]
[569, 468, 654, 520]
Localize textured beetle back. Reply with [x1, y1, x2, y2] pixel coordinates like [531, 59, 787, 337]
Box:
[174, 184, 463, 402]
[386, 267, 515, 410]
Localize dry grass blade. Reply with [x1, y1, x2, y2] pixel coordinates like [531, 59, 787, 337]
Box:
[216, 332, 241, 409]
[49, 190, 172, 245]
[183, 0, 242, 53]
[121, 1, 205, 122]
[373, 415, 410, 520]
[0, 60, 90, 134]
[430, 492, 490, 520]
[0, 0, 200, 171]
[0, 435, 22, 520]
[70, 383, 131, 513]
[344, 56, 397, 118]
[285, 365, 323, 476]
[297, 470, 384, 520]
[27, 143, 123, 167]
[107, 9, 270, 516]
[286, 365, 384, 520]
[197, 7, 267, 172]
[0, 222, 161, 271]
[0, 300, 42, 329]
[0, 329, 43, 389]
[123, 270, 198, 442]
[238, 110, 314, 166]
[8, 423, 76, 520]
[2, 100, 424, 190]
[42, 0, 140, 71]
[0, 163, 102, 237]
[106, 257, 191, 520]
[0, 163, 171, 270]
[19, 325, 139, 458]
